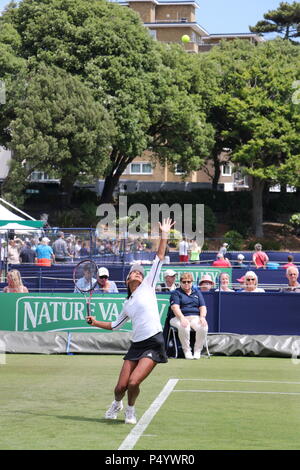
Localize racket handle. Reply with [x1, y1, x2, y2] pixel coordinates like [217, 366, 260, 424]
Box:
[86, 318, 92, 325]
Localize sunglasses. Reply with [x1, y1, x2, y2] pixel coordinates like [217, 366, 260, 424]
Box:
[246, 278, 256, 281]
[99, 275, 108, 279]
[181, 280, 192, 284]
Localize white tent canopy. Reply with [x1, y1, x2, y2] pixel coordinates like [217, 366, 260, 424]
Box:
[0, 198, 44, 232]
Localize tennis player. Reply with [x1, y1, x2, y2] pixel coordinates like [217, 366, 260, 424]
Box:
[86, 218, 175, 425]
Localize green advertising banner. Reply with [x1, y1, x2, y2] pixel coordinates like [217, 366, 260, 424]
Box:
[0, 293, 171, 333]
[144, 266, 232, 285]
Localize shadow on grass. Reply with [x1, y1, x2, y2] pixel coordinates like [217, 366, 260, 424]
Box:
[13, 409, 124, 425]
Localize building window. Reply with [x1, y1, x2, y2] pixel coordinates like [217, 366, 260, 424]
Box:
[129, 162, 153, 175]
[148, 30, 157, 40]
[29, 171, 58, 182]
[30, 171, 50, 181]
[175, 164, 185, 175]
[221, 162, 232, 176]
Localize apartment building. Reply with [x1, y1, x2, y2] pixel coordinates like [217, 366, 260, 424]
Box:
[119, 0, 263, 53]
[113, 0, 261, 193]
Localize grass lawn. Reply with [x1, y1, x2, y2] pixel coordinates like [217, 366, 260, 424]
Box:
[1, 354, 300, 450]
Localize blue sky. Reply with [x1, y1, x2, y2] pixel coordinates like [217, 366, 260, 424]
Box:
[0, 0, 290, 34]
[197, 0, 285, 34]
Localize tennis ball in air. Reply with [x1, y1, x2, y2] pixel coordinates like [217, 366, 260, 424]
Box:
[181, 35, 190, 43]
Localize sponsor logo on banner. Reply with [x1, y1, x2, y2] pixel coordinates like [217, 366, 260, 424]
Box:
[14, 295, 169, 333]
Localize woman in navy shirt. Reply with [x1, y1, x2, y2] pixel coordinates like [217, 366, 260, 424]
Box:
[170, 272, 207, 360]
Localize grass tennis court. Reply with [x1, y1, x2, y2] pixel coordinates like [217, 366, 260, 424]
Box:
[1, 354, 300, 450]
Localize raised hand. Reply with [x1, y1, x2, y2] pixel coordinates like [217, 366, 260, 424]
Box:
[158, 218, 176, 238]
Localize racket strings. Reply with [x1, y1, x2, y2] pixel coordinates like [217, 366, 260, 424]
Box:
[73, 260, 99, 293]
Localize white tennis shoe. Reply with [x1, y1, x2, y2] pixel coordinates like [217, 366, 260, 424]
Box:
[193, 350, 201, 360]
[125, 406, 137, 425]
[105, 400, 123, 420]
[184, 350, 194, 360]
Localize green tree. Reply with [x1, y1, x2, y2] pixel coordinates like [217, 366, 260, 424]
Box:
[250, 1, 300, 41]
[2, 64, 114, 205]
[205, 39, 300, 237]
[0, 0, 214, 204]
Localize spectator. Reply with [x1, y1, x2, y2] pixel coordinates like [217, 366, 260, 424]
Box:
[7, 239, 21, 265]
[0, 240, 7, 279]
[179, 237, 189, 263]
[282, 255, 296, 270]
[19, 242, 36, 264]
[236, 253, 248, 268]
[156, 269, 178, 292]
[218, 242, 229, 257]
[216, 272, 234, 292]
[74, 263, 97, 293]
[281, 266, 300, 292]
[3, 269, 29, 293]
[252, 243, 269, 269]
[169, 272, 208, 360]
[52, 231, 70, 263]
[79, 241, 90, 258]
[198, 274, 215, 292]
[240, 271, 265, 292]
[212, 253, 231, 267]
[189, 240, 201, 263]
[97, 267, 119, 293]
[164, 242, 171, 265]
[74, 239, 82, 259]
[35, 237, 55, 266]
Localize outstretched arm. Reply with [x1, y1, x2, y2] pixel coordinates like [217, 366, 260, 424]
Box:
[86, 317, 112, 329]
[157, 218, 176, 261]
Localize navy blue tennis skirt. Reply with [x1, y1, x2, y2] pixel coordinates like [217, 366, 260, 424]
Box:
[124, 332, 168, 363]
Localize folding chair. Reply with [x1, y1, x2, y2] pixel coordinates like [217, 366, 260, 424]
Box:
[166, 325, 211, 359]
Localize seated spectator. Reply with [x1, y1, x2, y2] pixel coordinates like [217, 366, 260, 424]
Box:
[235, 254, 248, 268]
[35, 237, 55, 266]
[198, 274, 215, 292]
[96, 267, 119, 293]
[212, 253, 231, 267]
[281, 266, 300, 292]
[169, 272, 208, 360]
[74, 263, 97, 293]
[240, 271, 265, 292]
[252, 243, 269, 269]
[156, 269, 179, 292]
[3, 269, 29, 293]
[282, 255, 296, 270]
[19, 242, 36, 264]
[216, 272, 234, 292]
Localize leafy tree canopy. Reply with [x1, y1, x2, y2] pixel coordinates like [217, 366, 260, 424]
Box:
[250, 1, 300, 41]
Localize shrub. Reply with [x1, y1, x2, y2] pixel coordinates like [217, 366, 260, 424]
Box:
[289, 213, 300, 235]
[246, 239, 281, 251]
[223, 230, 244, 251]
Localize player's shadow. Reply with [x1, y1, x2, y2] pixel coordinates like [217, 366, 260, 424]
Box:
[14, 410, 124, 425]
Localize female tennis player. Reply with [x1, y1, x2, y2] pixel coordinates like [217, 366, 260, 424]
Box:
[86, 218, 175, 424]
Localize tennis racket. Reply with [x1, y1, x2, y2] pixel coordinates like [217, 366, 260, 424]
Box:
[73, 259, 99, 324]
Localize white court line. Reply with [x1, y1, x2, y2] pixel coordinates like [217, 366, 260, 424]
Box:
[174, 390, 300, 396]
[178, 378, 300, 385]
[118, 378, 178, 451]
